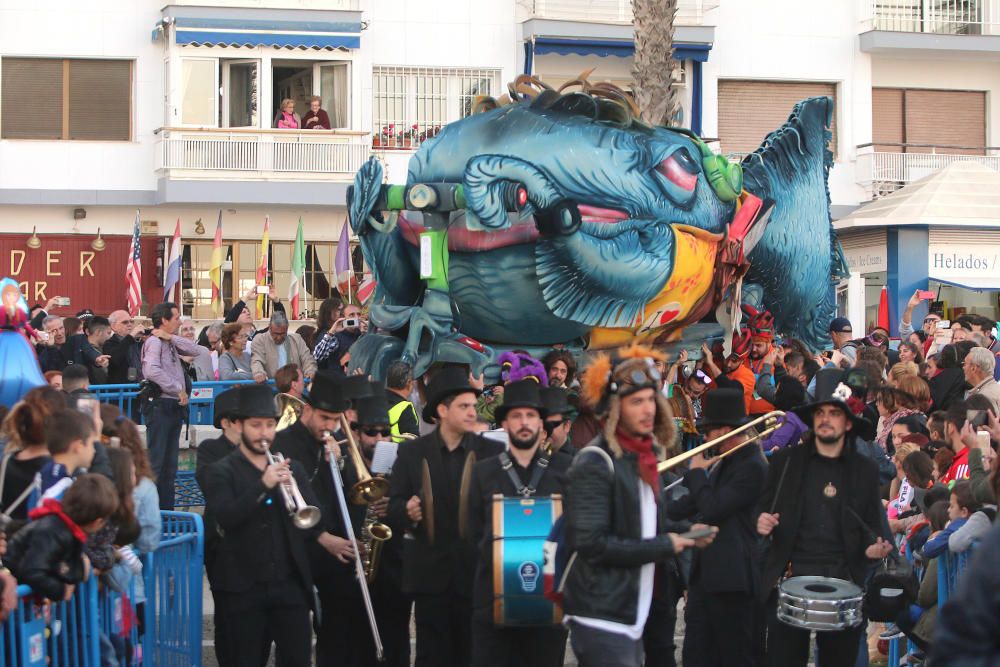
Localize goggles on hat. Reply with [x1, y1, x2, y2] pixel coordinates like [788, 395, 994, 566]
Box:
[692, 369, 712, 385]
[609, 358, 662, 396]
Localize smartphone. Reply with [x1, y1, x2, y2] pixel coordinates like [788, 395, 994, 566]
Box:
[917, 290, 935, 300]
[967, 410, 988, 429]
[679, 526, 717, 540]
[56, 297, 71, 307]
[344, 317, 360, 328]
[36, 331, 50, 342]
[75, 396, 99, 419]
[256, 285, 269, 295]
[938, 320, 951, 330]
[976, 430, 991, 454]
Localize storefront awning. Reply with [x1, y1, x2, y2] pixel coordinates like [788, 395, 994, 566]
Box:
[532, 37, 711, 62]
[173, 17, 361, 49]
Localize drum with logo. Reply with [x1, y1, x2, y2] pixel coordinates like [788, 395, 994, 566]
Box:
[491, 493, 562, 626]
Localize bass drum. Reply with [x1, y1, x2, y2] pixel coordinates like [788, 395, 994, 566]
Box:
[777, 576, 864, 632]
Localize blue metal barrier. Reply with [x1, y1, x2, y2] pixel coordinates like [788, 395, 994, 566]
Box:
[143, 511, 204, 667]
[173, 470, 205, 509]
[937, 548, 972, 605]
[92, 379, 271, 426]
[98, 577, 142, 667]
[1, 577, 100, 667]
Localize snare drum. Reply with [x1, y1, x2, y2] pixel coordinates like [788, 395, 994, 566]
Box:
[777, 576, 864, 632]
[492, 493, 562, 626]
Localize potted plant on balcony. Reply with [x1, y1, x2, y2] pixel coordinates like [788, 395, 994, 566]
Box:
[402, 124, 419, 148]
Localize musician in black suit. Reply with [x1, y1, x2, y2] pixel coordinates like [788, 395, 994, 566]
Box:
[467, 380, 571, 667]
[756, 369, 893, 667]
[541, 386, 577, 459]
[200, 384, 328, 667]
[195, 386, 243, 667]
[387, 365, 505, 667]
[667, 388, 767, 667]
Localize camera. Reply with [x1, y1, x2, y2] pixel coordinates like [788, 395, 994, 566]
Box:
[344, 317, 360, 329]
[56, 297, 71, 307]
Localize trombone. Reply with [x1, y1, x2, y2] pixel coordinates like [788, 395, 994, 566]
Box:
[341, 415, 391, 505]
[657, 411, 785, 472]
[263, 441, 322, 530]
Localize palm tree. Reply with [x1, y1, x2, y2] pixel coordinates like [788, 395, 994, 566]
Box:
[632, 0, 681, 127]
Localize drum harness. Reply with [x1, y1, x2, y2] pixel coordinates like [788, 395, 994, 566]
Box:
[498, 452, 550, 498]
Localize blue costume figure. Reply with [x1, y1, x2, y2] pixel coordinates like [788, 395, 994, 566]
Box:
[0, 278, 46, 408]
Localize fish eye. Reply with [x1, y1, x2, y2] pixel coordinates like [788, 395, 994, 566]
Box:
[672, 147, 700, 173]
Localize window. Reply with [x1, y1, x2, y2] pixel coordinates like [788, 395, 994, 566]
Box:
[1, 58, 131, 140]
[373, 66, 502, 149]
[181, 59, 216, 126]
[872, 88, 985, 155]
[717, 80, 837, 158]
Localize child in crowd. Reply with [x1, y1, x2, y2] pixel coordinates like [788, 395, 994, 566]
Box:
[895, 500, 950, 652]
[922, 482, 990, 558]
[32, 409, 97, 503]
[4, 474, 119, 601]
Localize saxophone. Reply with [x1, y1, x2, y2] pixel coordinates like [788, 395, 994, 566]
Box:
[361, 484, 392, 584]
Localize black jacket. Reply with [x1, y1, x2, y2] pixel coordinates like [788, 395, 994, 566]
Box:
[562, 436, 684, 625]
[667, 444, 767, 595]
[929, 367, 967, 412]
[104, 333, 143, 384]
[36, 344, 69, 372]
[386, 429, 504, 595]
[200, 447, 322, 598]
[5, 515, 87, 600]
[195, 433, 239, 570]
[756, 435, 890, 601]
[931, 523, 1000, 666]
[467, 449, 570, 610]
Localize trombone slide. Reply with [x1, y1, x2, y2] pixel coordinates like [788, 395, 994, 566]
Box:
[657, 411, 785, 473]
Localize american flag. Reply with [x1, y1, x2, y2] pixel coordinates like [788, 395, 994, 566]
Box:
[126, 211, 143, 316]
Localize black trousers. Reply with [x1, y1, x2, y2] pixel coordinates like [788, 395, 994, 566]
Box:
[567, 620, 643, 667]
[413, 591, 472, 667]
[683, 586, 758, 667]
[765, 590, 863, 667]
[642, 582, 681, 667]
[215, 580, 312, 667]
[315, 580, 412, 667]
[469, 607, 567, 667]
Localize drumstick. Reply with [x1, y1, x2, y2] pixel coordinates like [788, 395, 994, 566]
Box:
[768, 458, 791, 515]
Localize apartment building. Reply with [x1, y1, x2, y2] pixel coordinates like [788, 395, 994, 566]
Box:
[1, 0, 998, 327]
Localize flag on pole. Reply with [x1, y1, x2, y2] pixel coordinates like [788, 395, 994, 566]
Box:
[210, 210, 224, 316]
[289, 218, 306, 319]
[334, 219, 354, 301]
[255, 216, 271, 318]
[163, 218, 182, 302]
[357, 273, 377, 305]
[125, 211, 143, 317]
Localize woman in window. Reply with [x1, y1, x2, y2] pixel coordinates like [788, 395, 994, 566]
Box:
[273, 98, 300, 129]
[302, 96, 331, 130]
[218, 323, 252, 381]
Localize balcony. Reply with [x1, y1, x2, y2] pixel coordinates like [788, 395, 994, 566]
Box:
[860, 0, 1000, 54]
[156, 128, 369, 180]
[522, 0, 719, 25]
[856, 143, 1000, 198]
[165, 0, 358, 9]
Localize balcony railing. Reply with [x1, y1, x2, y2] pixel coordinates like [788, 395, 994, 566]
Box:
[522, 0, 719, 25]
[856, 143, 1000, 197]
[867, 0, 1000, 35]
[155, 128, 370, 180]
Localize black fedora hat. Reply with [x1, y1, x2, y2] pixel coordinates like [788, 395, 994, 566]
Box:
[341, 375, 382, 403]
[422, 365, 481, 423]
[213, 386, 242, 429]
[793, 367, 869, 429]
[355, 394, 390, 426]
[540, 386, 573, 418]
[697, 388, 750, 429]
[307, 371, 351, 414]
[495, 379, 548, 423]
[239, 384, 278, 419]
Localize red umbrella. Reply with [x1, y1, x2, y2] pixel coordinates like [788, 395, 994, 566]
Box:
[877, 286, 890, 331]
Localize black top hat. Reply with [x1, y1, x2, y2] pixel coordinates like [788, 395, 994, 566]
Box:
[422, 365, 481, 423]
[793, 367, 869, 429]
[341, 375, 382, 403]
[354, 394, 390, 426]
[697, 388, 750, 429]
[307, 372, 351, 414]
[495, 379, 548, 423]
[213, 386, 242, 429]
[540, 386, 573, 418]
[238, 384, 278, 419]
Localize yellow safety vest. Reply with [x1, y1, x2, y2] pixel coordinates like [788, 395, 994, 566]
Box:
[388, 399, 418, 442]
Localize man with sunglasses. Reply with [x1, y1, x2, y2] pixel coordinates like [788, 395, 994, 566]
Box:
[900, 290, 942, 356]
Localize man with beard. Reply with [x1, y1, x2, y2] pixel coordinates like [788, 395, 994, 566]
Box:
[466, 380, 572, 667]
[387, 365, 505, 667]
[756, 368, 893, 667]
[200, 384, 328, 667]
[701, 329, 755, 415]
[271, 372, 363, 666]
[742, 307, 778, 416]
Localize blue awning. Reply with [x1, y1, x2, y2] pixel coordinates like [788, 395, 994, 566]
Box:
[172, 16, 360, 50]
[532, 37, 711, 62]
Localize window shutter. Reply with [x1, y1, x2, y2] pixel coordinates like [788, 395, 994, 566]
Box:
[872, 87, 903, 152]
[1, 58, 63, 139]
[903, 89, 984, 155]
[68, 60, 131, 140]
[718, 80, 837, 157]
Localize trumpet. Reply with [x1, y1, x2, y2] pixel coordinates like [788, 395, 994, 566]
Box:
[263, 441, 322, 530]
[657, 411, 785, 472]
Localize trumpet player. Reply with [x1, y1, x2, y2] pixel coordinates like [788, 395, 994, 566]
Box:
[665, 388, 767, 667]
[200, 384, 326, 667]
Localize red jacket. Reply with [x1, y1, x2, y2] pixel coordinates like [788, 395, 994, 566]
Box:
[302, 109, 332, 130]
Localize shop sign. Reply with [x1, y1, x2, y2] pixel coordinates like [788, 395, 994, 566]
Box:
[929, 243, 1000, 277]
[842, 245, 886, 273]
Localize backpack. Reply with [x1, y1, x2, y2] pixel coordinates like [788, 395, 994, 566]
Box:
[543, 445, 615, 607]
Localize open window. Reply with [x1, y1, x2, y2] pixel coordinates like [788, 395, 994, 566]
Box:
[222, 59, 259, 128]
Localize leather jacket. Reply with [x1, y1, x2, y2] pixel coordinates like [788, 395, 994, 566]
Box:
[5, 515, 86, 601]
[563, 436, 682, 625]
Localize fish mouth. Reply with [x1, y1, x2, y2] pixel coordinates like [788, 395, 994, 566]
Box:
[398, 204, 639, 252]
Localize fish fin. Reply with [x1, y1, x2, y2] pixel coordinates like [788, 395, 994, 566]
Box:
[741, 96, 842, 350]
